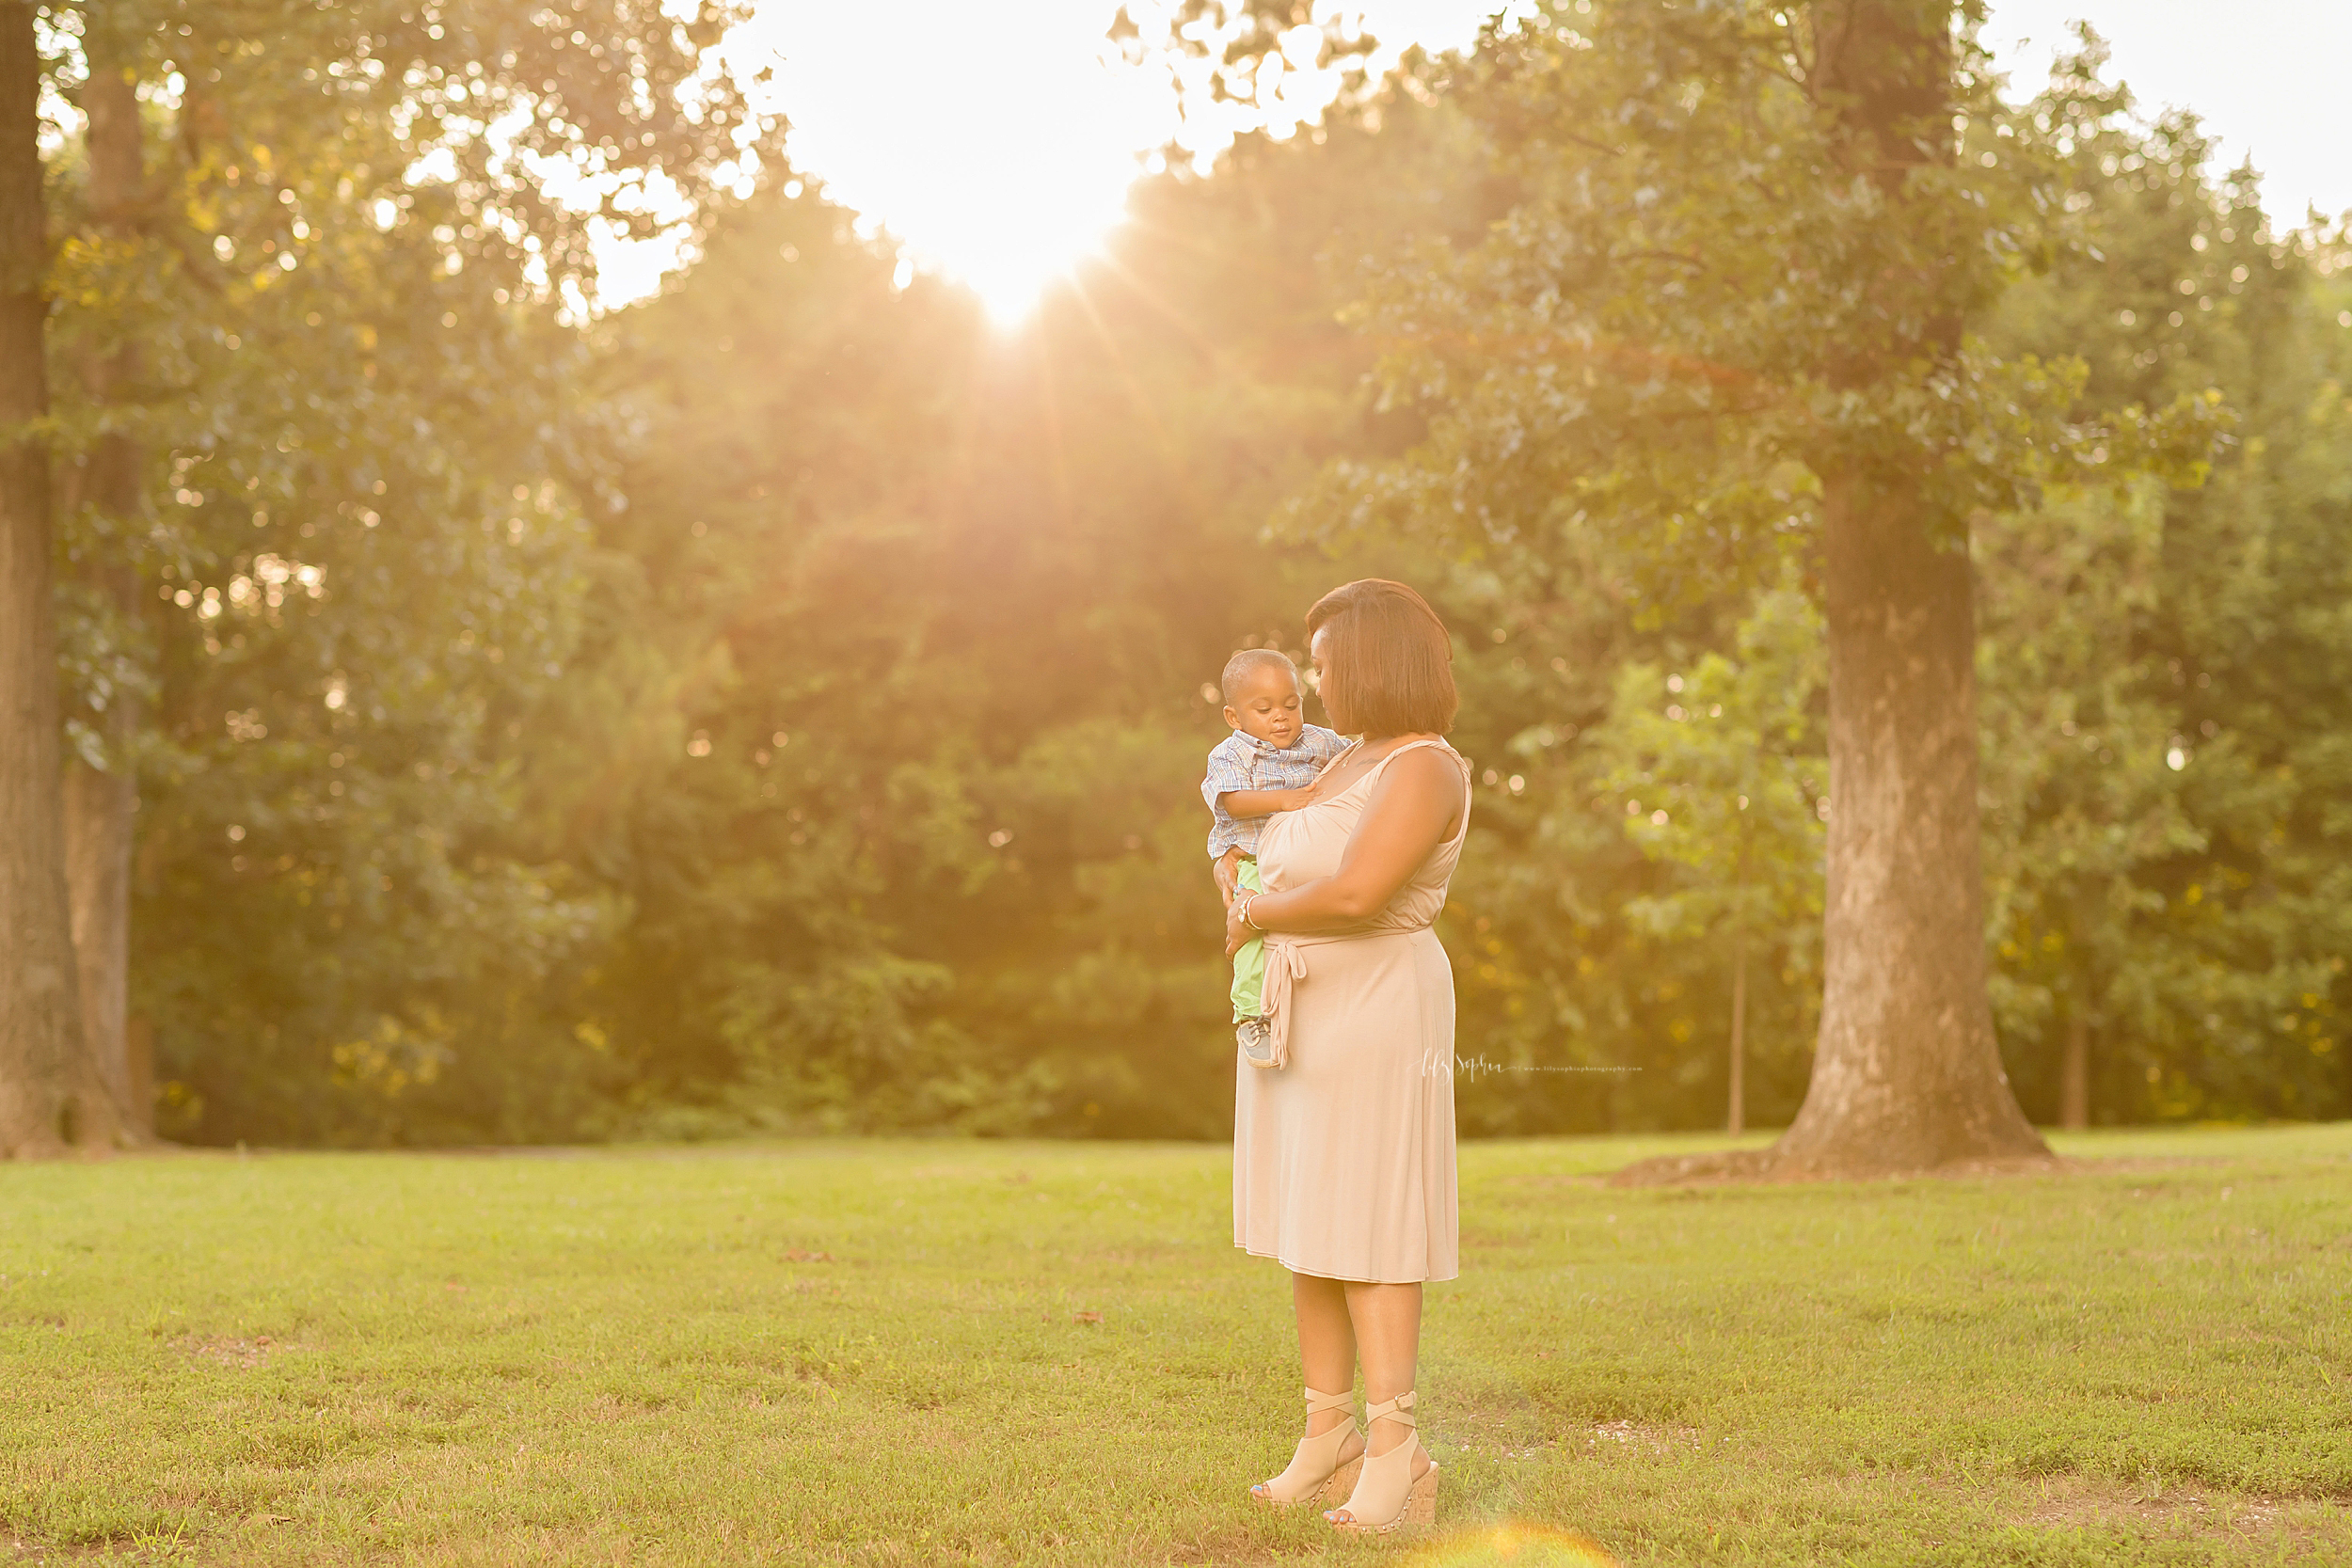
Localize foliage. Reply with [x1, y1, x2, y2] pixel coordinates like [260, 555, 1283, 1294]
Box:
[7, 1128, 2352, 1563]
[1300, 6, 2203, 597]
[534, 96, 1498, 1141]
[38, 0, 771, 1142]
[1587, 584, 1827, 1117]
[1972, 49, 2352, 1120]
[1597, 585, 1825, 956]
[34, 6, 2352, 1142]
[1257, 6, 2316, 1137]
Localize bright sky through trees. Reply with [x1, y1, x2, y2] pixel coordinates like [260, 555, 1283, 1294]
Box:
[1982, 1, 2352, 227]
[603, 0, 2350, 318]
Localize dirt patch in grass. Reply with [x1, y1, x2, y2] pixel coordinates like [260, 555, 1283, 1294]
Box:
[1159, 1522, 1287, 1567]
[1502, 1151, 2224, 1193]
[1582, 1420, 1701, 1455]
[1603, 1149, 2228, 1188]
[1605, 1149, 2058, 1187]
[180, 1334, 288, 1370]
[2002, 1474, 2343, 1548]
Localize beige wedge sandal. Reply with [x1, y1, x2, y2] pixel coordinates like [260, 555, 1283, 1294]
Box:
[1249, 1386, 1366, 1508]
[1324, 1388, 1438, 1534]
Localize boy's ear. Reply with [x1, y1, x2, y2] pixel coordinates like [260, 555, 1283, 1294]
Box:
[1221, 705, 1240, 730]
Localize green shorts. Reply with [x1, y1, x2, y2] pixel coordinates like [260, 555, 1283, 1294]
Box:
[1231, 857, 1265, 1022]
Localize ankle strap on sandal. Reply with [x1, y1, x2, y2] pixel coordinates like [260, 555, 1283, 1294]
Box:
[1303, 1386, 1356, 1416]
[1363, 1389, 1418, 1428]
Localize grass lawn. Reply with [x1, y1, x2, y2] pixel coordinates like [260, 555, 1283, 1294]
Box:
[5, 1124, 2350, 1566]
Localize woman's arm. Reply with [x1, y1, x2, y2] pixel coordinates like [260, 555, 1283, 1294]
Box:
[1224, 747, 1462, 957]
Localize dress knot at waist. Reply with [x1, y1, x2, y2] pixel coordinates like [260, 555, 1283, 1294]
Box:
[1259, 924, 1437, 1071]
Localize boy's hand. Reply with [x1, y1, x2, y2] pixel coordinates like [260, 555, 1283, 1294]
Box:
[1214, 847, 1243, 907]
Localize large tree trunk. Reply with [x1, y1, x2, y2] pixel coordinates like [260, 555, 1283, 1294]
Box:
[61, 34, 150, 1136]
[1767, 0, 2047, 1174]
[1615, 0, 2048, 1185]
[0, 3, 125, 1155]
[1770, 472, 2046, 1172]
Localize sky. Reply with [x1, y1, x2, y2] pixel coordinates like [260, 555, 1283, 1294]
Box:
[1979, 0, 2352, 222]
[609, 1, 2352, 318]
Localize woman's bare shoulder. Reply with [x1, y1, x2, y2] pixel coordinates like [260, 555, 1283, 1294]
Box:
[1390, 736, 1464, 772]
[1372, 740, 1467, 806]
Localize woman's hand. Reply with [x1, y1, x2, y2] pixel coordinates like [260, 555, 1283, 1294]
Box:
[1225, 895, 1255, 958]
[1213, 847, 1243, 907]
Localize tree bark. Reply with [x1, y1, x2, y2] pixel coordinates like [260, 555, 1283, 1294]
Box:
[61, 32, 149, 1136]
[1726, 920, 1746, 1137]
[0, 1, 125, 1155]
[2059, 1009, 2089, 1131]
[63, 740, 138, 1126]
[1770, 470, 2046, 1171]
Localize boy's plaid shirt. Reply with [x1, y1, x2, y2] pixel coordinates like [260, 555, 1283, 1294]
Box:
[1201, 724, 1350, 859]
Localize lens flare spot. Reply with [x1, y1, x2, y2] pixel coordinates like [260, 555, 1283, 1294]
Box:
[1402, 1522, 1621, 1567]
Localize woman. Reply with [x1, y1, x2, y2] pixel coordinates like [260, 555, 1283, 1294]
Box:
[1222, 578, 1470, 1535]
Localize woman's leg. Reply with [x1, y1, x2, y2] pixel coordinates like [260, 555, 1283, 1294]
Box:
[1252, 1271, 1367, 1502]
[1294, 1271, 1358, 1436]
[1341, 1281, 1428, 1465]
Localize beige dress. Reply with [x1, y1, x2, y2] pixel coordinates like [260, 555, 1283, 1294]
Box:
[1232, 738, 1471, 1284]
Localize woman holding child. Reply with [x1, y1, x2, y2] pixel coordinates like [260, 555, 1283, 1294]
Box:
[1205, 578, 1470, 1535]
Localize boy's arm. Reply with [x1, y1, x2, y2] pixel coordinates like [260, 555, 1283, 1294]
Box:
[1216, 785, 1314, 818]
[1203, 738, 1253, 904]
[1202, 736, 1252, 816]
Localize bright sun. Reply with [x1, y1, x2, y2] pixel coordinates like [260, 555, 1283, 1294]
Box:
[738, 0, 1173, 324]
[598, 1, 1490, 322]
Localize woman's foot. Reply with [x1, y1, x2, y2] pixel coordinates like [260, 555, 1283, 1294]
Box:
[1251, 1386, 1365, 1507]
[1325, 1390, 1439, 1532]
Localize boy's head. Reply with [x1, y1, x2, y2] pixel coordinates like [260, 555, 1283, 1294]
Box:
[1221, 648, 1306, 749]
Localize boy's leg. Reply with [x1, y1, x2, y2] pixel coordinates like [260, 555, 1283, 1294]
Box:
[1231, 860, 1278, 1066]
[1230, 859, 1265, 1021]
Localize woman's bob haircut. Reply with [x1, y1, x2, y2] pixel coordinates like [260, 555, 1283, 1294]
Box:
[1305, 578, 1457, 737]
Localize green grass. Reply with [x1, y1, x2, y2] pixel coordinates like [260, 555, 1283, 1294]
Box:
[5, 1125, 2350, 1566]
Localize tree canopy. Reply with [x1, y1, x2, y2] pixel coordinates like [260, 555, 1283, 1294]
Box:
[5, 2, 2347, 1151]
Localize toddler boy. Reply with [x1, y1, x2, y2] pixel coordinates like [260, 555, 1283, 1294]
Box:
[1202, 648, 1349, 1067]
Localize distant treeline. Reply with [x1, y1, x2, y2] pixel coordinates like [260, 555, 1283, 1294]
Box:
[83, 25, 2351, 1145]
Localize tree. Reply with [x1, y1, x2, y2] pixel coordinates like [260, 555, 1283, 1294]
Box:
[1, 0, 125, 1153]
[1300, 1, 2218, 1173]
[552, 87, 1502, 1141]
[57, 8, 151, 1135]
[12, 0, 770, 1150]
[59, 33, 1504, 1148]
[1973, 45, 2352, 1126]
[64, 2, 2334, 1149]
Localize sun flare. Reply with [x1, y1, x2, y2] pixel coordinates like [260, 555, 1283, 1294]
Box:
[742, 0, 1168, 324]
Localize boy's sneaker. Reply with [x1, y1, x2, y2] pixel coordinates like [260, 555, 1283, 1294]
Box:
[1237, 1016, 1277, 1069]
